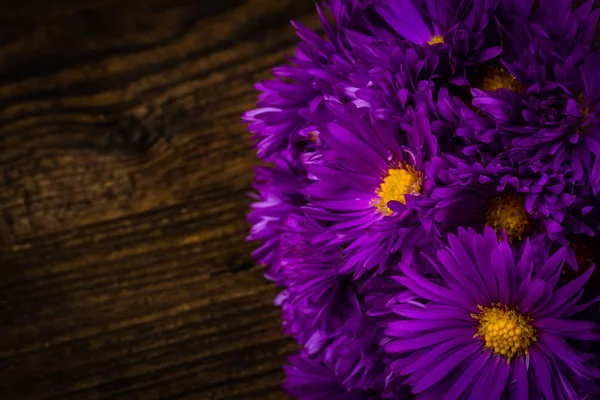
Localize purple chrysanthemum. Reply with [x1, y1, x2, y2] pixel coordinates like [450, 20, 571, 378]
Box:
[417, 155, 533, 241]
[498, 0, 600, 65]
[244, 0, 600, 398]
[374, 0, 501, 83]
[471, 51, 600, 188]
[247, 159, 310, 284]
[274, 213, 361, 344]
[384, 226, 600, 399]
[304, 103, 439, 277]
[284, 353, 386, 400]
[422, 152, 594, 241]
[242, 0, 378, 163]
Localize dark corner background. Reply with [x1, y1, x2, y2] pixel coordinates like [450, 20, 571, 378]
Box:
[0, 1, 317, 398]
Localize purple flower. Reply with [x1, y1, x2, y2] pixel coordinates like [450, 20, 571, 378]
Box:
[345, 45, 445, 116]
[284, 353, 384, 400]
[418, 155, 532, 241]
[418, 85, 498, 159]
[375, 0, 446, 45]
[317, 319, 386, 391]
[242, 0, 376, 163]
[444, 153, 591, 237]
[276, 214, 362, 344]
[374, 0, 502, 83]
[247, 159, 309, 284]
[243, 1, 600, 398]
[498, 0, 600, 64]
[282, 262, 399, 396]
[304, 103, 439, 277]
[384, 226, 600, 399]
[471, 48, 600, 188]
[242, 77, 319, 163]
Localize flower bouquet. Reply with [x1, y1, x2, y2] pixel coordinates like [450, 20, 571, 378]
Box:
[244, 0, 600, 398]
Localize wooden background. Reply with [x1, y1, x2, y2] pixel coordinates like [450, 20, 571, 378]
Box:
[0, 1, 317, 398]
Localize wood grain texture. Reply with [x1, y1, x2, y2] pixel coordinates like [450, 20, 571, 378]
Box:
[0, 1, 315, 398]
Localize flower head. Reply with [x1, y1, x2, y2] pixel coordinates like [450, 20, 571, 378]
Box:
[384, 226, 600, 398]
[471, 48, 600, 188]
[374, 0, 502, 83]
[304, 103, 439, 277]
[498, 0, 600, 64]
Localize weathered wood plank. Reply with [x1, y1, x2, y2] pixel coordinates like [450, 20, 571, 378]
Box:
[0, 0, 313, 398]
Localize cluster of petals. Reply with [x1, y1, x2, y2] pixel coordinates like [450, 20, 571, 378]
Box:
[244, 0, 600, 398]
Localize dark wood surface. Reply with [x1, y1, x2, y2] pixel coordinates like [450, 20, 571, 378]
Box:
[0, 1, 316, 398]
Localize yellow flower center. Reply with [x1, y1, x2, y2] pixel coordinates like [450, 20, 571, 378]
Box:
[577, 94, 591, 133]
[374, 166, 422, 216]
[428, 35, 444, 45]
[473, 66, 526, 94]
[472, 304, 536, 360]
[484, 193, 530, 242]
